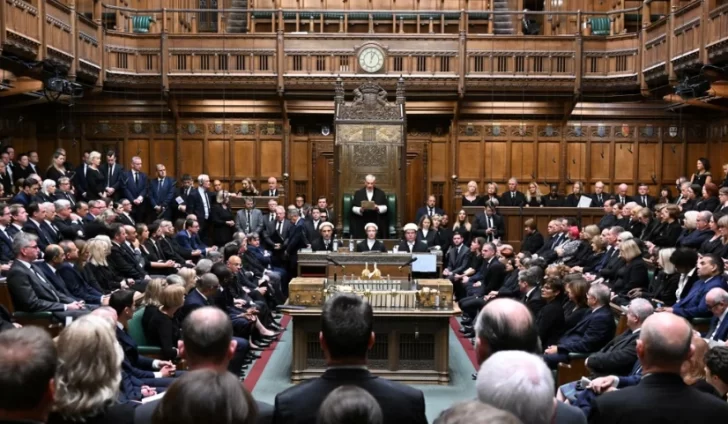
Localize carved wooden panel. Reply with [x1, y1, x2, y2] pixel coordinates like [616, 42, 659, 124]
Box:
[590, 142, 611, 181]
[458, 142, 481, 180]
[260, 140, 283, 178]
[511, 142, 535, 181]
[291, 141, 309, 186]
[638, 144, 658, 183]
[567, 142, 587, 181]
[233, 140, 255, 179]
[406, 151, 425, 221]
[484, 142, 507, 181]
[686, 142, 708, 177]
[208, 139, 230, 178]
[430, 142, 448, 181]
[340, 144, 399, 191]
[179, 140, 204, 178]
[662, 143, 682, 182]
[537, 142, 560, 180]
[614, 143, 635, 182]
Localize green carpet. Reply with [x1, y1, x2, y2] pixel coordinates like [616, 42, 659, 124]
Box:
[251, 322, 477, 422]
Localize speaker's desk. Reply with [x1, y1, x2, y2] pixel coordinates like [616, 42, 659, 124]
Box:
[296, 249, 443, 279]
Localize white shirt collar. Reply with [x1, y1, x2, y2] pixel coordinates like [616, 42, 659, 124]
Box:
[196, 288, 208, 301]
[367, 239, 376, 248]
[526, 286, 537, 298]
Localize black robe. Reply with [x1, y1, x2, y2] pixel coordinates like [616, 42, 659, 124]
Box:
[351, 187, 388, 239]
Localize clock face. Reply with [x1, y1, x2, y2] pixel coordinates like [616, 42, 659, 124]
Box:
[358, 47, 385, 73]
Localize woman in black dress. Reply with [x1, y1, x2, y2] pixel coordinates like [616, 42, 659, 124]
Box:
[631, 247, 680, 306]
[85, 151, 106, 201]
[721, 163, 728, 188]
[237, 177, 259, 196]
[84, 237, 126, 293]
[45, 151, 69, 182]
[657, 186, 673, 205]
[696, 182, 720, 212]
[537, 279, 567, 347]
[525, 181, 544, 207]
[452, 209, 472, 245]
[210, 191, 236, 246]
[143, 284, 186, 360]
[611, 239, 649, 304]
[563, 181, 586, 207]
[691, 157, 713, 188]
[482, 182, 500, 205]
[647, 204, 682, 249]
[563, 277, 589, 332]
[700, 215, 723, 255]
[461, 180, 484, 207]
[48, 315, 136, 424]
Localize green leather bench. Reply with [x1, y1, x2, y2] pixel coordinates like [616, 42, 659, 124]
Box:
[132, 15, 155, 33]
[342, 193, 397, 238]
[588, 17, 610, 36]
[128, 307, 163, 357]
[692, 316, 712, 334]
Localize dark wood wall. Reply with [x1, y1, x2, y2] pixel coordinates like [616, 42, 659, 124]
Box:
[3, 116, 727, 222]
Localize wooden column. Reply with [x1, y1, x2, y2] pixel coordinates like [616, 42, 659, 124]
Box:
[69, 0, 78, 80]
[161, 9, 169, 92]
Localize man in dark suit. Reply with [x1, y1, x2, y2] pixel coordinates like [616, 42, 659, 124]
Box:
[442, 232, 471, 295]
[53, 199, 84, 241]
[458, 243, 507, 329]
[500, 178, 526, 207]
[663, 253, 727, 320]
[415, 195, 445, 223]
[99, 150, 123, 201]
[303, 207, 325, 245]
[597, 199, 618, 230]
[107, 223, 149, 287]
[261, 176, 280, 198]
[122, 156, 148, 222]
[54, 176, 76, 209]
[263, 206, 292, 264]
[0, 161, 14, 195]
[22, 202, 53, 252]
[471, 203, 505, 243]
[150, 164, 176, 220]
[518, 270, 544, 316]
[273, 294, 427, 424]
[36, 245, 88, 305]
[285, 209, 308, 279]
[614, 183, 632, 205]
[589, 313, 728, 423]
[535, 219, 567, 262]
[634, 183, 656, 209]
[115, 198, 136, 227]
[544, 283, 616, 368]
[705, 287, 728, 343]
[176, 218, 216, 257]
[189, 174, 213, 241]
[6, 232, 86, 320]
[73, 150, 91, 200]
[134, 306, 269, 424]
[158, 220, 196, 263]
[56, 240, 107, 305]
[591, 181, 611, 208]
[397, 223, 429, 253]
[0, 202, 15, 264]
[11, 178, 40, 207]
[585, 298, 653, 377]
[175, 174, 197, 220]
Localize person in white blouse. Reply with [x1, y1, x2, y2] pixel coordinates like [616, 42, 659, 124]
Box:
[355, 223, 386, 252]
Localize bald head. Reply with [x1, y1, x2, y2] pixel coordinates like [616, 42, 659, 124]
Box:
[474, 299, 540, 365]
[638, 313, 693, 372]
[181, 306, 235, 369]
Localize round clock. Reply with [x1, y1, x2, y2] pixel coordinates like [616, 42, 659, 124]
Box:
[358, 47, 385, 73]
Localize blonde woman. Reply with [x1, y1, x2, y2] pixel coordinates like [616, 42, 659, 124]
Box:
[237, 177, 259, 196]
[630, 247, 679, 306]
[142, 284, 186, 360]
[85, 237, 127, 293]
[483, 182, 500, 205]
[611, 238, 648, 302]
[462, 180, 483, 207]
[177, 267, 198, 292]
[525, 182, 544, 207]
[85, 151, 105, 200]
[48, 315, 135, 424]
[452, 209, 472, 245]
[141, 278, 168, 308]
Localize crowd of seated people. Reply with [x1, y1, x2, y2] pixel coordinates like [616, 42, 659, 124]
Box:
[5, 147, 728, 423]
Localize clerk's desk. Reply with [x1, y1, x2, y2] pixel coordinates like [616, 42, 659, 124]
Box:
[296, 248, 443, 278]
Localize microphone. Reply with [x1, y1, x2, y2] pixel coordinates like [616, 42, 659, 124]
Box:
[327, 257, 345, 269]
[398, 256, 418, 270]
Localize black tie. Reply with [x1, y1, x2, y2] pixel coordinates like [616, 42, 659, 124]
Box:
[158, 179, 163, 194]
[598, 195, 602, 203]
[429, 208, 433, 216]
[152, 240, 164, 260]
[325, 241, 329, 250]
[108, 165, 113, 183]
[511, 192, 515, 199]
[269, 214, 274, 222]
[277, 221, 282, 235]
[246, 211, 251, 232]
[643, 196, 647, 206]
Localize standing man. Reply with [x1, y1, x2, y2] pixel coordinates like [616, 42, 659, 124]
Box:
[415, 195, 445, 223]
[190, 174, 213, 242]
[150, 164, 176, 220]
[73, 150, 91, 200]
[235, 197, 263, 235]
[263, 176, 280, 197]
[175, 174, 196, 221]
[285, 209, 308, 279]
[99, 150, 123, 201]
[122, 156, 148, 223]
[351, 174, 388, 239]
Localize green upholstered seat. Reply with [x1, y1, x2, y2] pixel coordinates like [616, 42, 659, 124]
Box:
[372, 12, 394, 21]
[692, 316, 712, 333]
[129, 307, 162, 356]
[387, 194, 396, 237]
[251, 11, 274, 19]
[588, 17, 610, 36]
[468, 12, 490, 20]
[342, 194, 353, 237]
[347, 12, 370, 20]
[132, 15, 155, 33]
